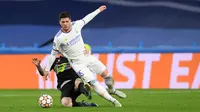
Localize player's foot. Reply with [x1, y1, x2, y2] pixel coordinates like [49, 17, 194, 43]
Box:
[90, 102, 98, 107]
[81, 100, 98, 107]
[113, 100, 122, 107]
[84, 83, 92, 100]
[108, 90, 127, 99]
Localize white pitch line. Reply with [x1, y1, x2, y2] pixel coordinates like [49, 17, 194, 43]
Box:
[0, 90, 199, 97]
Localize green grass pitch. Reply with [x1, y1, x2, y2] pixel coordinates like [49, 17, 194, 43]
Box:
[0, 89, 199, 112]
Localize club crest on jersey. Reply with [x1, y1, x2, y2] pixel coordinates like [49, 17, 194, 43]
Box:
[64, 38, 67, 42]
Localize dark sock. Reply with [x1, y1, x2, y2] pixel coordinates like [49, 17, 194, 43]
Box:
[78, 82, 88, 96]
[81, 100, 98, 107]
[72, 101, 84, 107]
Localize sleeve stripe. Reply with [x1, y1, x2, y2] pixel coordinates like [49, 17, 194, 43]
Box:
[82, 19, 86, 25]
[52, 48, 59, 51]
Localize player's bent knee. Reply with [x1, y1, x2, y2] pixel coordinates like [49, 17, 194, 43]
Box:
[61, 97, 73, 107]
[100, 69, 109, 78]
[74, 78, 82, 90]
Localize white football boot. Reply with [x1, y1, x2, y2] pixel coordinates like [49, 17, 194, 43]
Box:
[108, 89, 127, 99]
[113, 100, 122, 107]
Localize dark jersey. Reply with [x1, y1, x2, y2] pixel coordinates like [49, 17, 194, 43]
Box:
[50, 56, 79, 89]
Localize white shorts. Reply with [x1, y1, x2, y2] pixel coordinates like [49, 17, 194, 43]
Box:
[70, 55, 106, 82]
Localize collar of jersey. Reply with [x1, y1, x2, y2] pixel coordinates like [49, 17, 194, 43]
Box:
[61, 25, 72, 34]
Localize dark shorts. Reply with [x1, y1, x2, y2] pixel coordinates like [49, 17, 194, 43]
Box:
[60, 80, 81, 102]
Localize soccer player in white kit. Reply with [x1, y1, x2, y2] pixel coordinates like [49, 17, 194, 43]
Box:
[45, 5, 126, 107]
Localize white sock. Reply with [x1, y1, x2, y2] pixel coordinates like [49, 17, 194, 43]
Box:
[104, 73, 116, 92]
[92, 81, 116, 103]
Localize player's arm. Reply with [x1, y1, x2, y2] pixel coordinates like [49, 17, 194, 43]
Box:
[45, 39, 59, 72]
[76, 5, 107, 29]
[32, 58, 49, 76]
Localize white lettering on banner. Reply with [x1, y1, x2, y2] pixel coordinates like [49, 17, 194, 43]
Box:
[37, 71, 59, 89]
[115, 54, 136, 88]
[37, 71, 55, 89]
[192, 63, 200, 89]
[170, 53, 192, 89]
[138, 53, 160, 89]
[45, 78, 53, 89]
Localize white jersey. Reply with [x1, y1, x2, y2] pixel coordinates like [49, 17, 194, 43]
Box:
[53, 20, 85, 60]
[46, 9, 101, 72]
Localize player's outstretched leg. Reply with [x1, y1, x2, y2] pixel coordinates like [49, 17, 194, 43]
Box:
[75, 78, 92, 100]
[90, 58, 126, 99]
[102, 70, 127, 99]
[83, 83, 92, 100]
[89, 80, 122, 107]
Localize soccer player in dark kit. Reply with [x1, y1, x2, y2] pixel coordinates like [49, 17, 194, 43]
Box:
[32, 55, 97, 107]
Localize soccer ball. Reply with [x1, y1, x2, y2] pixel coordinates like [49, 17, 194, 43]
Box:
[38, 94, 53, 108]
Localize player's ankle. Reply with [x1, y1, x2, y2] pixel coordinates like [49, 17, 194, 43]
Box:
[109, 97, 117, 103]
[110, 88, 116, 93]
[107, 88, 116, 93]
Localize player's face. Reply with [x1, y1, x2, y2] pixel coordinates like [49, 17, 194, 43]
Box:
[59, 17, 71, 32]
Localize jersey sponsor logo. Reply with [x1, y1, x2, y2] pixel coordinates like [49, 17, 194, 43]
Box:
[67, 34, 81, 46]
[54, 63, 72, 73]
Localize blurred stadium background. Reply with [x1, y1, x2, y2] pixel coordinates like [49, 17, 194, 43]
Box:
[0, 0, 200, 111]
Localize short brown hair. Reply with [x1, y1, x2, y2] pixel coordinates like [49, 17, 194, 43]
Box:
[58, 11, 71, 20]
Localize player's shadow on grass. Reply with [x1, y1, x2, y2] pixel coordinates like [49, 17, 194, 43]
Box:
[51, 104, 121, 108]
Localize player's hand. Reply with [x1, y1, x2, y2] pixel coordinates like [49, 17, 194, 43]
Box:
[83, 48, 90, 56]
[99, 5, 106, 12]
[32, 58, 41, 66]
[44, 71, 50, 80]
